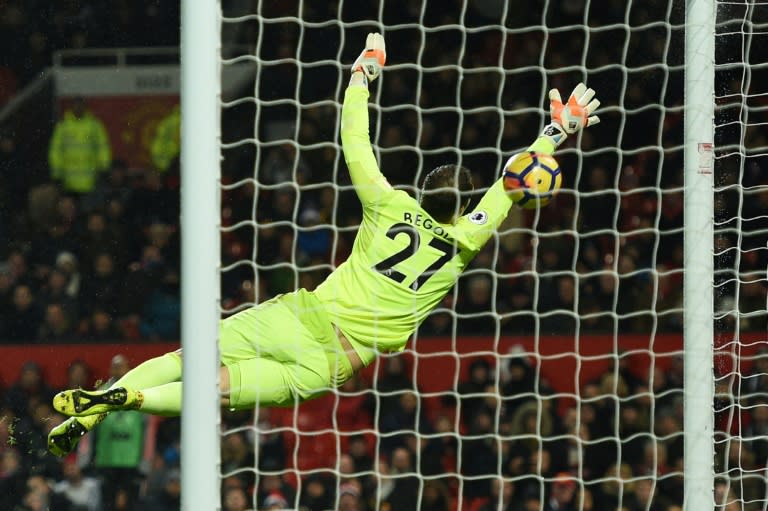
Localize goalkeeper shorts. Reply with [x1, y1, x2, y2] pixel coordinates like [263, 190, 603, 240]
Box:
[219, 288, 354, 408]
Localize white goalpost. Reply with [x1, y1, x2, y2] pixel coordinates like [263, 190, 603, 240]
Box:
[683, 0, 715, 508]
[181, 1, 221, 510]
[179, 0, 768, 509]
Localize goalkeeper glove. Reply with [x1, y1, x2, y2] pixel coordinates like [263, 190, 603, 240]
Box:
[351, 32, 386, 86]
[539, 82, 601, 148]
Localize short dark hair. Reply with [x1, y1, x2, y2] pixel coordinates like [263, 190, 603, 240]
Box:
[419, 164, 473, 223]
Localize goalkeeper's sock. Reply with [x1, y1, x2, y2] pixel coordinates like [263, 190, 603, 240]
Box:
[111, 352, 182, 390]
[138, 382, 183, 416]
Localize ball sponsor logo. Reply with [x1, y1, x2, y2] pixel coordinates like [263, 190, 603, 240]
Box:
[469, 211, 488, 225]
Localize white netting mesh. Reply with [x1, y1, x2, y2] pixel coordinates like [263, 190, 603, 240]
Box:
[714, 1, 768, 510]
[213, 1, 765, 510]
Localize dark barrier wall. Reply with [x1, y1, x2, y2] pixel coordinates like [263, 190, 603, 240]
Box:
[1, 333, 763, 399]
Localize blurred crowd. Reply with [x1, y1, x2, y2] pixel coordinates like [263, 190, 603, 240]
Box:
[2, 346, 767, 510]
[0, 1, 179, 98]
[1, 1, 766, 343]
[1, 0, 767, 510]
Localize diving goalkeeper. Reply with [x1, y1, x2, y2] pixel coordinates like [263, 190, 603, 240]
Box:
[48, 33, 600, 456]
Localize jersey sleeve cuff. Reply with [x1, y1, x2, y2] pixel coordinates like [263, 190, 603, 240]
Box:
[527, 136, 557, 156]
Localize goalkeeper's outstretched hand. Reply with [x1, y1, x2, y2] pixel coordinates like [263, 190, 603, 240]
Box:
[351, 32, 386, 85]
[540, 83, 601, 148]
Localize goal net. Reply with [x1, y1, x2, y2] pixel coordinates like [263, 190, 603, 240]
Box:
[207, 1, 766, 510]
[713, 2, 768, 510]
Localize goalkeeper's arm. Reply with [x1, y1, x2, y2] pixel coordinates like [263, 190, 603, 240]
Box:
[528, 83, 601, 155]
[341, 33, 392, 206]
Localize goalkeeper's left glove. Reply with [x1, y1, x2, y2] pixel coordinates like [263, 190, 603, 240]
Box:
[538, 82, 601, 148]
[350, 32, 386, 87]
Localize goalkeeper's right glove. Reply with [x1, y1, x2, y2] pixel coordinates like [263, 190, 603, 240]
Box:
[351, 32, 386, 86]
[539, 82, 601, 148]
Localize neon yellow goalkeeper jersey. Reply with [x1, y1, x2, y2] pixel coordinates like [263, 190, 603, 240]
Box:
[314, 85, 515, 361]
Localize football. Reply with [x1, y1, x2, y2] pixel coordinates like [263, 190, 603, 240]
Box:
[502, 151, 562, 209]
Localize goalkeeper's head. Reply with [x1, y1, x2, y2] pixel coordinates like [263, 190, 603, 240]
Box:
[420, 164, 473, 224]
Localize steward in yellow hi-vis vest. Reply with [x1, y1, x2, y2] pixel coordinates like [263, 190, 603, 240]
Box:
[150, 104, 180, 173]
[47, 33, 602, 459]
[48, 97, 112, 194]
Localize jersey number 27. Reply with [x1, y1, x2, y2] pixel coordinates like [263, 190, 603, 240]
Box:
[373, 222, 457, 291]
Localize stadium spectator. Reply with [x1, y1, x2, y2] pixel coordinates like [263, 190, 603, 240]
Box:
[79, 252, 122, 317]
[501, 350, 536, 420]
[720, 437, 764, 509]
[544, 473, 577, 511]
[456, 274, 498, 335]
[296, 208, 332, 262]
[141, 454, 173, 502]
[460, 409, 499, 500]
[80, 158, 132, 214]
[53, 455, 101, 511]
[48, 97, 112, 195]
[20, 473, 72, 511]
[616, 404, 650, 470]
[64, 360, 92, 392]
[82, 309, 124, 341]
[455, 358, 495, 427]
[346, 434, 373, 474]
[381, 447, 419, 511]
[338, 482, 363, 511]
[141, 467, 181, 511]
[0, 131, 26, 231]
[39, 268, 79, 326]
[377, 390, 431, 455]
[91, 355, 150, 511]
[150, 104, 181, 174]
[259, 230, 296, 298]
[744, 396, 768, 467]
[37, 302, 76, 342]
[29, 207, 81, 278]
[260, 143, 310, 188]
[222, 485, 252, 511]
[221, 431, 256, 491]
[299, 473, 335, 511]
[744, 348, 768, 397]
[19, 401, 67, 477]
[477, 477, 516, 511]
[252, 408, 286, 471]
[0, 281, 12, 331]
[374, 356, 415, 418]
[425, 414, 459, 476]
[416, 296, 455, 337]
[3, 362, 55, 419]
[118, 245, 166, 332]
[255, 473, 295, 511]
[0, 247, 22, 285]
[654, 409, 683, 472]
[338, 453, 361, 490]
[577, 488, 597, 511]
[713, 479, 742, 511]
[335, 375, 374, 434]
[0, 448, 27, 511]
[262, 491, 289, 510]
[55, 251, 81, 299]
[78, 212, 118, 270]
[126, 171, 178, 227]
[139, 267, 181, 340]
[594, 462, 635, 509]
[626, 478, 668, 511]
[2, 284, 43, 343]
